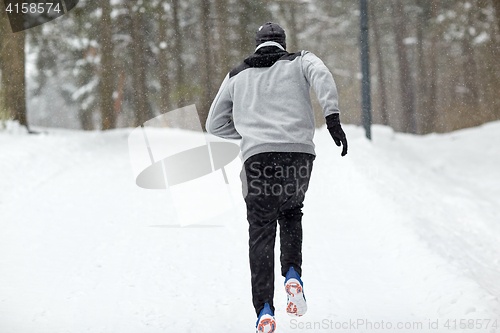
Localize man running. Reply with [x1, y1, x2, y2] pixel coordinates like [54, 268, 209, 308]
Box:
[206, 22, 348, 333]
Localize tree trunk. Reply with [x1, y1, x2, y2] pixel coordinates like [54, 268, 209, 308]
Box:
[4, 33, 28, 128]
[199, 0, 213, 131]
[214, 0, 230, 78]
[462, 4, 479, 110]
[424, 0, 439, 133]
[415, 0, 428, 134]
[128, 2, 151, 126]
[100, 0, 115, 130]
[171, 0, 185, 108]
[279, 2, 298, 52]
[391, 0, 417, 133]
[0, 5, 28, 129]
[158, 5, 170, 114]
[0, 6, 7, 123]
[369, 1, 389, 126]
[114, 67, 126, 118]
[493, 0, 500, 34]
[490, 0, 500, 119]
[79, 109, 94, 130]
[237, 0, 253, 58]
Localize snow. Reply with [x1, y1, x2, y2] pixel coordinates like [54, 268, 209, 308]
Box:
[473, 32, 489, 45]
[403, 37, 417, 45]
[1, 121, 500, 332]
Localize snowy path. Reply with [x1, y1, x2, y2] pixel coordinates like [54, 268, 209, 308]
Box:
[1, 123, 499, 332]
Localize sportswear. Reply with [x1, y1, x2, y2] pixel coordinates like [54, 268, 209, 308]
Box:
[205, 47, 340, 162]
[241, 151, 314, 316]
[255, 22, 286, 50]
[284, 267, 307, 317]
[256, 303, 276, 333]
[326, 113, 348, 156]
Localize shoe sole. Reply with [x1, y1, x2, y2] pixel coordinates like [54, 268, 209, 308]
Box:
[256, 314, 276, 333]
[285, 278, 307, 317]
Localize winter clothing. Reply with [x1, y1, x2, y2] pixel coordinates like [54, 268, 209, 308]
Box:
[326, 113, 348, 156]
[241, 152, 315, 316]
[206, 22, 346, 320]
[205, 46, 341, 162]
[255, 22, 287, 50]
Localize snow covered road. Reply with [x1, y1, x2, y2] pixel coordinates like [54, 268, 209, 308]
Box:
[1, 122, 499, 332]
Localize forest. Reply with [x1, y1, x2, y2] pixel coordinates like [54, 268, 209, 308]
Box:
[1, 0, 500, 134]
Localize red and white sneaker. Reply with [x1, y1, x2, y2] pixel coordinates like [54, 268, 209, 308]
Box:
[285, 267, 307, 317]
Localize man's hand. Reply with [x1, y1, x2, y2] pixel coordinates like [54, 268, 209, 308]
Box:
[325, 113, 348, 156]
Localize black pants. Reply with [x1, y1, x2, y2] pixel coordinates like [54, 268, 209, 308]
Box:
[240, 152, 315, 316]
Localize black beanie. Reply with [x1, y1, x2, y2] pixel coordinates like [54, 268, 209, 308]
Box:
[255, 22, 286, 50]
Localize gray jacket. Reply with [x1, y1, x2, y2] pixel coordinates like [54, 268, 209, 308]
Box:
[205, 49, 340, 162]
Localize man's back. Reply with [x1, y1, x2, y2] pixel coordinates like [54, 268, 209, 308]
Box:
[206, 47, 340, 162]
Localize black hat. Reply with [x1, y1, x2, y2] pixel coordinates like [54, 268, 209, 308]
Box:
[255, 22, 286, 50]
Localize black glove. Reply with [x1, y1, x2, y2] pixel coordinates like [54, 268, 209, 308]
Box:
[326, 113, 348, 156]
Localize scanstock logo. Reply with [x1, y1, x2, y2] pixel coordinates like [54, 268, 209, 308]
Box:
[3, 0, 79, 32]
[128, 105, 241, 227]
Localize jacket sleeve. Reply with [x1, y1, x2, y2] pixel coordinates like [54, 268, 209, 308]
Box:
[301, 51, 340, 118]
[205, 74, 242, 139]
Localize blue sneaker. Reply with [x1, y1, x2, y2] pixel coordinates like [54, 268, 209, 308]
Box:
[256, 303, 276, 333]
[284, 267, 307, 317]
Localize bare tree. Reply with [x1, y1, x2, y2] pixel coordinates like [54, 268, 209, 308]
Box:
[493, 0, 500, 33]
[214, 0, 231, 78]
[158, 3, 171, 114]
[128, 1, 152, 126]
[461, 2, 479, 109]
[415, 0, 428, 133]
[424, 0, 439, 134]
[370, 1, 389, 126]
[0, 6, 7, 124]
[391, 0, 417, 133]
[0, 10, 28, 130]
[279, 1, 299, 52]
[100, 0, 115, 130]
[199, 0, 214, 130]
[171, 0, 186, 108]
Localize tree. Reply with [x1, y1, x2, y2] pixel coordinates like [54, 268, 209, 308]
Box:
[0, 3, 29, 130]
[199, 0, 214, 131]
[66, 3, 99, 130]
[214, 0, 231, 77]
[100, 0, 115, 130]
[370, 0, 389, 126]
[391, 0, 417, 133]
[235, 0, 273, 58]
[278, 1, 299, 52]
[493, 0, 500, 33]
[425, 0, 439, 134]
[415, 0, 439, 134]
[157, 2, 171, 114]
[485, 0, 500, 119]
[127, 0, 153, 126]
[461, 2, 479, 109]
[0, 6, 7, 125]
[171, 0, 186, 108]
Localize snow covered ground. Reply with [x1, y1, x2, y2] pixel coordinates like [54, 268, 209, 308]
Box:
[1, 121, 500, 332]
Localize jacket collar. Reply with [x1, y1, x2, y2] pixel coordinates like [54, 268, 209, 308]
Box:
[243, 45, 289, 68]
[255, 41, 285, 52]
